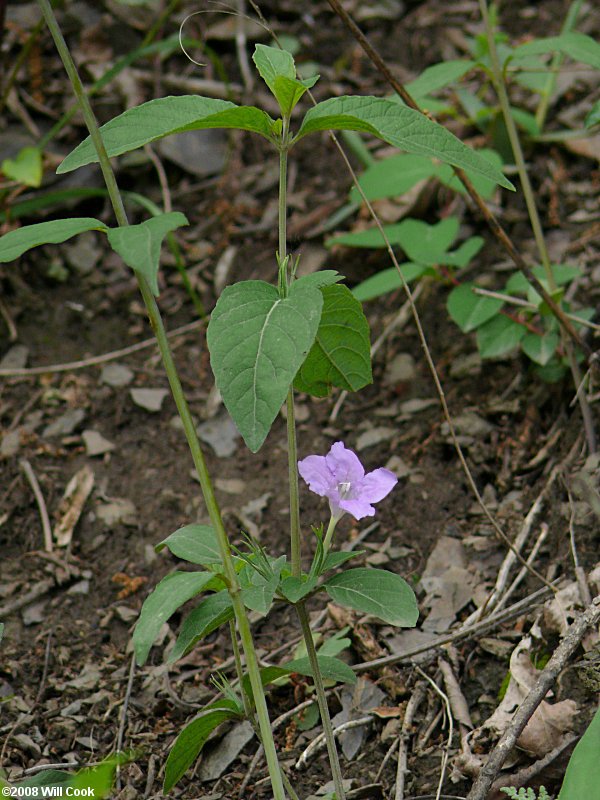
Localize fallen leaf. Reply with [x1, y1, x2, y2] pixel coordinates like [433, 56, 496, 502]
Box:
[130, 387, 169, 412]
[82, 429, 115, 457]
[197, 413, 240, 457]
[100, 363, 134, 387]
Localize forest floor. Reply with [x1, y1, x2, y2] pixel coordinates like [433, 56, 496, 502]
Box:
[1, 1, 599, 799]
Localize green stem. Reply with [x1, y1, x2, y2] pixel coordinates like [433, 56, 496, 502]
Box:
[297, 602, 347, 800]
[37, 3, 286, 796]
[534, 0, 584, 132]
[323, 516, 338, 555]
[479, 0, 555, 290]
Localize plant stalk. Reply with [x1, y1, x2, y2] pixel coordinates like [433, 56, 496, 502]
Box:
[297, 602, 347, 800]
[38, 2, 286, 796]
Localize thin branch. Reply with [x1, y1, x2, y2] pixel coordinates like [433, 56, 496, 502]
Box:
[20, 459, 53, 552]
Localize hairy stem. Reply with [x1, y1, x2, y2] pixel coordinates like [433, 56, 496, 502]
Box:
[38, 2, 286, 796]
[297, 602, 347, 800]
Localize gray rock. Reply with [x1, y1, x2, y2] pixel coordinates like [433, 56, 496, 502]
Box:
[100, 363, 134, 388]
[43, 408, 86, 438]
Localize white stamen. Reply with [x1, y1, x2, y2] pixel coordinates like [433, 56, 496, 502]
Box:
[338, 481, 352, 498]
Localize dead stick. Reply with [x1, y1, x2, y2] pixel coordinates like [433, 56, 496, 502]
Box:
[325, 0, 594, 364]
[465, 595, 600, 800]
[20, 459, 53, 552]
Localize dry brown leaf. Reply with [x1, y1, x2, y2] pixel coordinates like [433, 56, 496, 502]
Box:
[53, 465, 94, 547]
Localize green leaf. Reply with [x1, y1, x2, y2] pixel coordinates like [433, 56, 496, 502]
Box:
[404, 60, 475, 98]
[476, 314, 526, 358]
[324, 567, 419, 627]
[447, 282, 505, 333]
[318, 628, 352, 658]
[585, 101, 600, 129]
[285, 654, 357, 685]
[350, 153, 437, 202]
[296, 96, 514, 190]
[156, 524, 222, 566]
[252, 45, 318, 116]
[512, 32, 600, 70]
[57, 97, 276, 173]
[133, 571, 217, 665]
[2, 146, 42, 187]
[395, 218, 459, 263]
[558, 706, 600, 800]
[436, 148, 504, 200]
[279, 574, 318, 602]
[164, 709, 238, 792]
[207, 280, 322, 452]
[0, 218, 108, 263]
[292, 270, 343, 290]
[293, 284, 372, 398]
[169, 591, 234, 662]
[106, 212, 188, 296]
[320, 550, 363, 573]
[352, 264, 429, 302]
[521, 332, 560, 366]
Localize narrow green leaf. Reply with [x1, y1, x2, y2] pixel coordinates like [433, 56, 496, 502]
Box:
[106, 212, 188, 295]
[294, 284, 371, 398]
[207, 280, 322, 452]
[241, 665, 291, 708]
[585, 101, 600, 129]
[405, 60, 475, 98]
[132, 571, 216, 665]
[0, 218, 108, 263]
[324, 567, 419, 627]
[57, 97, 276, 173]
[521, 332, 560, 366]
[296, 96, 514, 190]
[476, 314, 526, 358]
[164, 709, 238, 792]
[558, 706, 600, 800]
[156, 524, 222, 566]
[320, 550, 363, 573]
[169, 591, 234, 662]
[292, 270, 343, 290]
[253, 43, 296, 88]
[2, 146, 42, 187]
[352, 264, 429, 302]
[285, 654, 357, 685]
[512, 32, 600, 69]
[447, 282, 505, 333]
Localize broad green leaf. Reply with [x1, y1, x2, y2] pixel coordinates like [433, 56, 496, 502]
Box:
[207, 280, 322, 452]
[476, 314, 527, 358]
[512, 32, 600, 70]
[447, 282, 505, 333]
[394, 218, 459, 263]
[133, 571, 217, 665]
[156, 523, 222, 566]
[294, 284, 371, 398]
[324, 567, 418, 627]
[296, 96, 514, 190]
[436, 148, 504, 200]
[169, 591, 234, 662]
[327, 222, 414, 249]
[240, 555, 286, 614]
[521, 332, 560, 366]
[2, 146, 42, 187]
[352, 264, 429, 302]
[253, 43, 296, 88]
[279, 574, 318, 603]
[437, 236, 484, 268]
[292, 270, 343, 290]
[164, 709, 238, 792]
[318, 628, 352, 658]
[106, 212, 188, 295]
[558, 706, 600, 800]
[68, 754, 129, 799]
[350, 153, 436, 202]
[404, 60, 475, 99]
[0, 218, 108, 263]
[285, 654, 357, 685]
[57, 97, 276, 173]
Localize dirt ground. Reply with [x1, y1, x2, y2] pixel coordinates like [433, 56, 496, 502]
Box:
[1, 1, 599, 799]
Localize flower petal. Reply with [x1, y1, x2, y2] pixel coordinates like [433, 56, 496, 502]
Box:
[338, 497, 376, 519]
[325, 441, 365, 484]
[360, 468, 398, 503]
[298, 454, 335, 497]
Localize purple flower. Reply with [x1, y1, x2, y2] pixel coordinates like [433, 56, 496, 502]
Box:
[298, 441, 398, 521]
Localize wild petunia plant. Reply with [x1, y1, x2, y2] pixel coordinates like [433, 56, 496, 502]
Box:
[2, 6, 513, 796]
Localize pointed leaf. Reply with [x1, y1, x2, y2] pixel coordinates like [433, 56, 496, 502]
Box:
[293, 284, 371, 397]
[512, 32, 600, 70]
[558, 706, 600, 800]
[320, 549, 363, 573]
[447, 282, 505, 332]
[285, 655, 357, 685]
[207, 280, 322, 451]
[476, 314, 526, 358]
[164, 709, 238, 792]
[156, 523, 222, 566]
[253, 44, 296, 88]
[352, 264, 429, 302]
[324, 567, 418, 627]
[133, 571, 217, 665]
[0, 218, 108, 263]
[293, 270, 343, 290]
[169, 591, 234, 662]
[240, 555, 286, 614]
[296, 96, 514, 190]
[106, 212, 188, 295]
[57, 97, 276, 173]
[521, 332, 560, 366]
[350, 153, 437, 202]
[405, 60, 475, 98]
[279, 574, 318, 603]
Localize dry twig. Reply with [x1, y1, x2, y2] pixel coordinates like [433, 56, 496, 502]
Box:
[19, 459, 53, 553]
